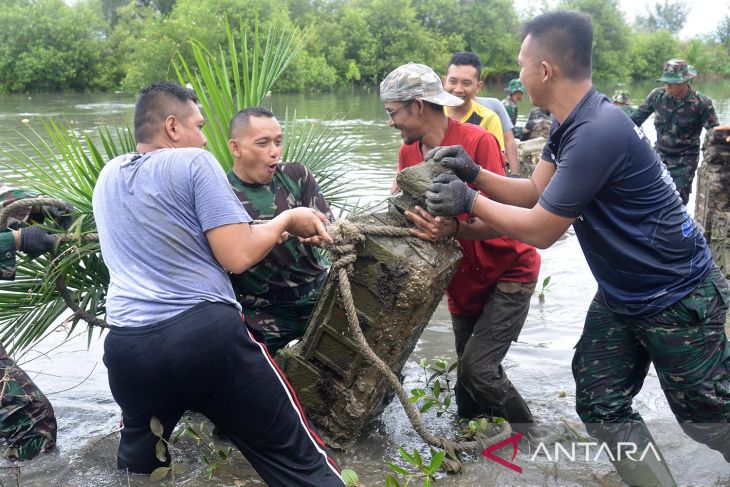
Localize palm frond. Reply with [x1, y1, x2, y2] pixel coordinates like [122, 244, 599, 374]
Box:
[0, 120, 129, 352]
[0, 21, 360, 353]
[280, 111, 360, 214]
[174, 18, 309, 172]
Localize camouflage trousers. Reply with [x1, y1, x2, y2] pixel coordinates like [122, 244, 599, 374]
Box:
[243, 274, 326, 355]
[663, 154, 700, 205]
[573, 266, 730, 462]
[0, 356, 56, 460]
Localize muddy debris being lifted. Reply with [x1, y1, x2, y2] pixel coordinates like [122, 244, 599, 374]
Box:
[276, 160, 463, 449]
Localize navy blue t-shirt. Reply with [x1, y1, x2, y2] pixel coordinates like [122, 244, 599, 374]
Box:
[539, 88, 713, 317]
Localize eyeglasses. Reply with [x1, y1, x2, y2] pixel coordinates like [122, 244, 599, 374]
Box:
[385, 101, 413, 121]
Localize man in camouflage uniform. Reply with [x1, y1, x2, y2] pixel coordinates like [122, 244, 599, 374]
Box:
[612, 88, 635, 117]
[227, 108, 334, 355]
[501, 78, 525, 132]
[520, 106, 552, 141]
[0, 183, 70, 460]
[631, 59, 719, 205]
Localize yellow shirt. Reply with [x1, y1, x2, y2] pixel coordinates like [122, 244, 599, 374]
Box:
[445, 101, 505, 150]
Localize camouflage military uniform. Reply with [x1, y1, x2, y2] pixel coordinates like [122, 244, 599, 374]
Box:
[573, 267, 730, 462]
[228, 163, 334, 354]
[502, 79, 524, 137]
[631, 88, 718, 205]
[611, 89, 636, 117]
[0, 185, 57, 460]
[501, 96, 518, 127]
[0, 183, 38, 279]
[0, 345, 57, 460]
[521, 107, 552, 140]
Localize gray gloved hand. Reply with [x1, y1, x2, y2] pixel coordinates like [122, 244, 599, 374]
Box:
[424, 145, 481, 183]
[18, 226, 59, 258]
[42, 203, 75, 230]
[425, 174, 478, 217]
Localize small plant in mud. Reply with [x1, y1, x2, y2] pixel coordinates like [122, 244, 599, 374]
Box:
[341, 468, 360, 486]
[458, 415, 508, 442]
[386, 447, 446, 487]
[149, 417, 185, 484]
[537, 275, 553, 304]
[148, 416, 233, 483]
[409, 358, 457, 417]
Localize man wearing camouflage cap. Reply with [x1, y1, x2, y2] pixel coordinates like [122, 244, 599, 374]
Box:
[611, 88, 635, 117]
[382, 62, 541, 433]
[631, 59, 719, 205]
[501, 78, 525, 128]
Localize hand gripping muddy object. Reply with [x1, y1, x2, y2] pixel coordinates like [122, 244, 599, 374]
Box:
[275, 159, 463, 449]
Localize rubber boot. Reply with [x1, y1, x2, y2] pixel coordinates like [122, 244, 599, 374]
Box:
[588, 422, 677, 487]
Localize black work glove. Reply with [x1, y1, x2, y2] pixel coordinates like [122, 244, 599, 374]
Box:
[424, 145, 481, 183]
[425, 174, 478, 217]
[18, 226, 59, 258]
[42, 203, 75, 230]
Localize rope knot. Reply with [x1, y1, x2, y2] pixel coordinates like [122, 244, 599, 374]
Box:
[325, 220, 366, 275]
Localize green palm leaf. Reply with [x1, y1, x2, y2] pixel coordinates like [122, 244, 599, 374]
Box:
[0, 20, 358, 353]
[0, 122, 129, 352]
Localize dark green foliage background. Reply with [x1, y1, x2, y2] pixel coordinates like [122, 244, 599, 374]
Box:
[1, 0, 728, 93]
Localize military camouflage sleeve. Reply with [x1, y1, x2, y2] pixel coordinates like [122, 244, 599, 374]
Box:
[630, 90, 657, 127]
[0, 184, 39, 226]
[700, 95, 719, 130]
[0, 230, 17, 280]
[300, 166, 335, 221]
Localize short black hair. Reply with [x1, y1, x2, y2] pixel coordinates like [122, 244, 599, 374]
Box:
[520, 10, 593, 80]
[134, 81, 199, 143]
[229, 107, 275, 139]
[448, 52, 482, 80]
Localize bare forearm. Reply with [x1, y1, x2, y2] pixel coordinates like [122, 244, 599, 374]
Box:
[207, 213, 290, 274]
[456, 218, 502, 241]
[473, 170, 540, 208]
[503, 132, 520, 176]
[470, 195, 571, 249]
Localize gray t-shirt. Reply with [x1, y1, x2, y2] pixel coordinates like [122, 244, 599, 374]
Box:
[477, 96, 514, 131]
[93, 148, 252, 327]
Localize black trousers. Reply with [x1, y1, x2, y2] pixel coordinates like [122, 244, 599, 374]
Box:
[103, 301, 343, 487]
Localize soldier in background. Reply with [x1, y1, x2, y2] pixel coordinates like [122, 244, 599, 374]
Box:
[0, 183, 74, 460]
[631, 59, 719, 205]
[501, 78, 525, 130]
[611, 89, 635, 117]
[227, 108, 334, 355]
[520, 106, 552, 141]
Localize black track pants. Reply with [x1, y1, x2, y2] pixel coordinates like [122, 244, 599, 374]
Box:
[103, 301, 343, 486]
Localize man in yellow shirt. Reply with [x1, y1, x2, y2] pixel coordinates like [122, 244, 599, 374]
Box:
[442, 51, 505, 151]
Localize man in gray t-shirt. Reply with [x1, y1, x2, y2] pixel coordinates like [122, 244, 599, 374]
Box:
[93, 81, 344, 486]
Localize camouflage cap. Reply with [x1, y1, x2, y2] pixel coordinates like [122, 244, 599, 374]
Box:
[505, 78, 526, 94]
[657, 59, 697, 84]
[612, 90, 630, 104]
[380, 63, 463, 107]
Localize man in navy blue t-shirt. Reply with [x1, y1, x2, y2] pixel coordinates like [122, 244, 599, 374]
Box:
[417, 10, 729, 487]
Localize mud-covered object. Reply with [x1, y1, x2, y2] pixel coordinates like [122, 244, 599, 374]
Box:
[695, 128, 730, 241]
[276, 162, 463, 449]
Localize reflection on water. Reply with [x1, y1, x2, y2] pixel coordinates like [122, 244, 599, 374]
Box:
[0, 86, 729, 485]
